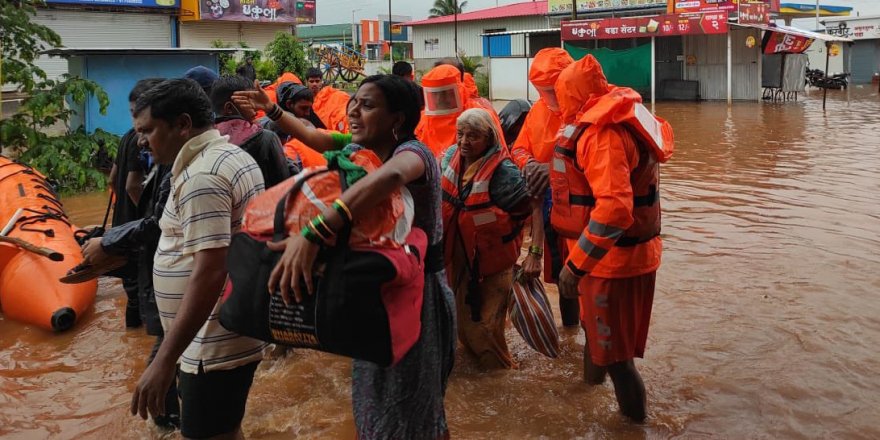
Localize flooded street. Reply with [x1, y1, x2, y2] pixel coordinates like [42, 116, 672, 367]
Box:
[2, 88, 879, 439]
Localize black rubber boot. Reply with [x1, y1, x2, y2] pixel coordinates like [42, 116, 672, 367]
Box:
[559, 296, 581, 327]
[123, 277, 142, 328]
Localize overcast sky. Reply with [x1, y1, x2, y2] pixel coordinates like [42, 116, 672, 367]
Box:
[316, 0, 880, 26]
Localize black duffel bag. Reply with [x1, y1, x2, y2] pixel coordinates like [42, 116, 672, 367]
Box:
[220, 169, 426, 367]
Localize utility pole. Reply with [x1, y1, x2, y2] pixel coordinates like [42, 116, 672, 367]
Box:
[454, 0, 459, 58]
[351, 8, 362, 51]
[571, 0, 577, 20]
[388, 0, 394, 63]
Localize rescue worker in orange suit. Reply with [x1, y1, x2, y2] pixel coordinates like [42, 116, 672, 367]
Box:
[552, 55, 674, 422]
[306, 67, 351, 133]
[416, 64, 506, 157]
[435, 56, 505, 142]
[510, 47, 580, 327]
[462, 72, 494, 115]
[440, 108, 545, 370]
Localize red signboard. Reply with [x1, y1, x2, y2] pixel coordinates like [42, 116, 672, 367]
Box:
[668, 0, 736, 14]
[738, 2, 770, 25]
[562, 12, 729, 41]
[763, 32, 814, 54]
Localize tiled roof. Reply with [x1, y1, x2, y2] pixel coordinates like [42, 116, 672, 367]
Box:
[406, 1, 547, 26]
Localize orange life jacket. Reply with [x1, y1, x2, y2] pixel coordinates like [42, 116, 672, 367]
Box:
[313, 86, 351, 132]
[550, 100, 670, 246]
[441, 146, 524, 278]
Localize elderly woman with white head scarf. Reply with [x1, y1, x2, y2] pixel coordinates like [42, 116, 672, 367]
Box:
[439, 108, 546, 369]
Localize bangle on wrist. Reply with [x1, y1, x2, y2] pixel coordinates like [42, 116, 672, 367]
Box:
[268, 104, 283, 121]
[301, 225, 323, 244]
[312, 215, 335, 238]
[528, 245, 543, 257]
[332, 199, 353, 225]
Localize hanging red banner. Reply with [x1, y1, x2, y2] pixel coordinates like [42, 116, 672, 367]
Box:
[763, 31, 814, 54]
[562, 12, 729, 41]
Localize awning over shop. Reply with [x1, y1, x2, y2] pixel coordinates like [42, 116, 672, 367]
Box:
[734, 22, 852, 54]
[734, 22, 853, 43]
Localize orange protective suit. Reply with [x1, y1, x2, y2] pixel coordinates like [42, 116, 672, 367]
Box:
[415, 65, 505, 157]
[510, 48, 573, 169]
[283, 137, 328, 169]
[552, 55, 674, 279]
[313, 86, 351, 132]
[463, 72, 480, 99]
[463, 72, 500, 128]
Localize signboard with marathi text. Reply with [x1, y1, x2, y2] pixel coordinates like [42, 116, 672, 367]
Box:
[826, 19, 880, 41]
[738, 2, 770, 25]
[548, 0, 667, 15]
[669, 0, 775, 18]
[562, 12, 728, 41]
[46, 0, 178, 8]
[200, 0, 312, 23]
[668, 0, 735, 14]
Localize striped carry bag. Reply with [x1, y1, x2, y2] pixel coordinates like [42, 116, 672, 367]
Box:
[509, 269, 560, 358]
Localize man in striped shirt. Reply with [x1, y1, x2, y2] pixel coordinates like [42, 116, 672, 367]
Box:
[129, 78, 265, 439]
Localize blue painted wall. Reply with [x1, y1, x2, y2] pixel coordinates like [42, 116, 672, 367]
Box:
[72, 54, 218, 135]
[482, 35, 512, 57]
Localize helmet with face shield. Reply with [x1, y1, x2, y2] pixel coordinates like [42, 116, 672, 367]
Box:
[529, 48, 574, 114]
[422, 65, 465, 116]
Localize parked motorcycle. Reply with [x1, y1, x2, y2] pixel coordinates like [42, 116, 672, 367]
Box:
[805, 68, 849, 90]
[826, 72, 850, 90]
[805, 68, 825, 87]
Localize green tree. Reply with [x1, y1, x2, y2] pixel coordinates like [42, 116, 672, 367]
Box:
[211, 39, 237, 76]
[265, 32, 310, 79]
[1, 0, 115, 193]
[429, 0, 467, 18]
[458, 51, 483, 74]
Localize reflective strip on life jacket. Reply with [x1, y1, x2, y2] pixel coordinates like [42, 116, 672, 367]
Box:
[441, 146, 525, 278]
[551, 119, 663, 254]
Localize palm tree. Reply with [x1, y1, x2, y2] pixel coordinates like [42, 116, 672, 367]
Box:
[428, 0, 467, 18]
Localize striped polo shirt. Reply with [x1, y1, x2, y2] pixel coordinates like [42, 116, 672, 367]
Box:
[154, 129, 266, 374]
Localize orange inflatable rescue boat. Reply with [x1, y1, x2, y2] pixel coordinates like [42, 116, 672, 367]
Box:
[0, 156, 97, 331]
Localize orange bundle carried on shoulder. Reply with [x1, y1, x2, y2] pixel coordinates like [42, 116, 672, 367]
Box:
[242, 147, 413, 248]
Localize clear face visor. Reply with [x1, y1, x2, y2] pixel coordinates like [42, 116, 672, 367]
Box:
[536, 85, 560, 113]
[423, 84, 463, 116]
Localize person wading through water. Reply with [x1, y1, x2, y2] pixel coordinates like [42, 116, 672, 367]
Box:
[552, 55, 674, 422]
[510, 47, 580, 327]
[440, 108, 545, 369]
[234, 74, 456, 440]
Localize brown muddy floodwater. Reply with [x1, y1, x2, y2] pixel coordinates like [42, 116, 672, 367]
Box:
[2, 88, 879, 439]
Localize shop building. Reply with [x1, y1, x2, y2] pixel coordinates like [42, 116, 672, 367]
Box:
[178, 0, 316, 50]
[821, 15, 880, 84]
[33, 0, 178, 82]
[407, 1, 553, 72]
